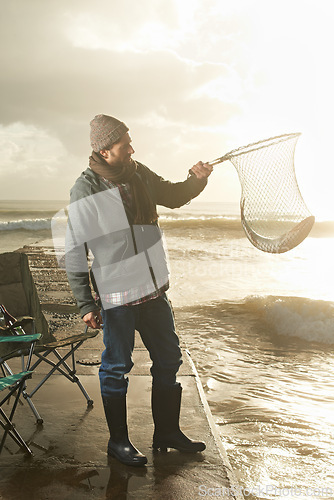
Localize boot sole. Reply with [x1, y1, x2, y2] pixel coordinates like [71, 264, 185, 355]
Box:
[153, 443, 206, 453]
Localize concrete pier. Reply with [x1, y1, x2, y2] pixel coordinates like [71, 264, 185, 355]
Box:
[0, 246, 243, 499]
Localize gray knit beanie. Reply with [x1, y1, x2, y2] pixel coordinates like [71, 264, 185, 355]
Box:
[90, 114, 129, 152]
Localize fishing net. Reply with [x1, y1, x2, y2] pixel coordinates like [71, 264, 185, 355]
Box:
[209, 133, 314, 253]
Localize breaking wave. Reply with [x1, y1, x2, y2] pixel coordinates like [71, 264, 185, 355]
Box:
[245, 295, 334, 345]
[0, 218, 52, 231]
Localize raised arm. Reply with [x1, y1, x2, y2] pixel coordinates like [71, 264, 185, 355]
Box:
[140, 162, 212, 209]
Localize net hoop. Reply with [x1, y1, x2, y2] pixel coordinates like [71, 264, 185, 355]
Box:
[208, 132, 314, 253]
[209, 132, 301, 166]
[241, 203, 315, 254]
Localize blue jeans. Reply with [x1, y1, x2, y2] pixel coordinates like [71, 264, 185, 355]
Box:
[99, 294, 183, 398]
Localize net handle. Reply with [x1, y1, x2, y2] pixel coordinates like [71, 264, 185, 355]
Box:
[207, 132, 301, 166]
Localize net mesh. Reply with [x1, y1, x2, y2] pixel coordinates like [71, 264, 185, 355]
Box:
[211, 133, 314, 253]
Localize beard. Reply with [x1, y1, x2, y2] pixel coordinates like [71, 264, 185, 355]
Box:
[109, 153, 133, 169]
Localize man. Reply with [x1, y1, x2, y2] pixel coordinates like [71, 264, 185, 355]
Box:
[66, 114, 212, 467]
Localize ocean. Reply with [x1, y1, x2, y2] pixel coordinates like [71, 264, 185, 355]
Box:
[1, 199, 334, 499]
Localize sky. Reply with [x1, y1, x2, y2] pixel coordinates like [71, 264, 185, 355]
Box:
[1, 0, 334, 218]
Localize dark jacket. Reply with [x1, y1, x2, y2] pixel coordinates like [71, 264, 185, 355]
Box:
[66, 162, 207, 316]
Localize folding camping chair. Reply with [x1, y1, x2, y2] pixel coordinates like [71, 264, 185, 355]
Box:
[0, 251, 99, 425]
[0, 331, 41, 455]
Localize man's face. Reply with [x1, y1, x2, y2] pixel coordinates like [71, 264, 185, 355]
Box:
[100, 132, 135, 168]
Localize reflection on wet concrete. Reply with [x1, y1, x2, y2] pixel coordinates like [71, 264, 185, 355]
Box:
[0, 451, 211, 499]
[0, 340, 240, 499]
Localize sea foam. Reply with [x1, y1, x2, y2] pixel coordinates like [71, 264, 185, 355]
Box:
[248, 295, 334, 345]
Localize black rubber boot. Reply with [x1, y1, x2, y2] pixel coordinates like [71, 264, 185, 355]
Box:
[102, 395, 147, 467]
[151, 384, 206, 453]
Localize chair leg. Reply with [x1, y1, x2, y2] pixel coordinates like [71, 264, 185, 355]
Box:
[23, 393, 44, 425]
[27, 346, 94, 408]
[0, 382, 33, 456]
[0, 409, 33, 455]
[72, 375, 94, 407]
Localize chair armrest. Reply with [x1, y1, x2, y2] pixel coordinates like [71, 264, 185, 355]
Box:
[0, 371, 33, 392]
[0, 334, 41, 343]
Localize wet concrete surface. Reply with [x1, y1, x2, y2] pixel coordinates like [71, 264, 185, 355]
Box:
[0, 246, 242, 499]
[0, 341, 242, 499]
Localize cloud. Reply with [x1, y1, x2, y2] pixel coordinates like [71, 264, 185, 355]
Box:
[1, 0, 332, 204]
[0, 122, 79, 199]
[0, 0, 243, 201]
[0, 1, 241, 125]
[0, 123, 65, 170]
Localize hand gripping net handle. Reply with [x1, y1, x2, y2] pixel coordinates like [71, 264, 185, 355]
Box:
[208, 133, 315, 253]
